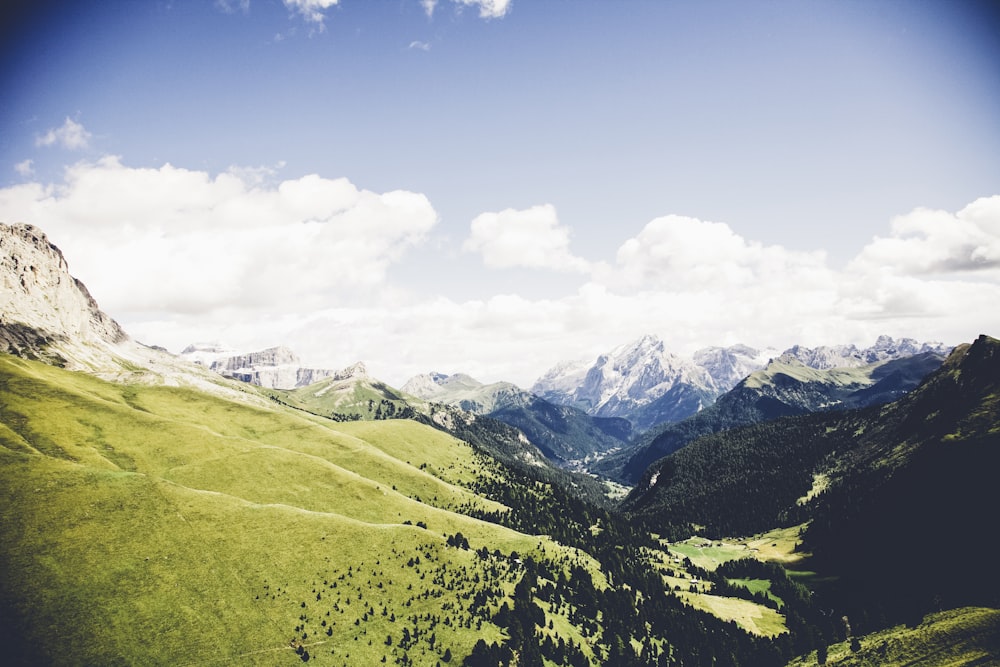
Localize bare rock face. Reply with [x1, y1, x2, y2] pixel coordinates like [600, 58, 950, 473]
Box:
[1, 223, 127, 363]
[181, 343, 346, 389]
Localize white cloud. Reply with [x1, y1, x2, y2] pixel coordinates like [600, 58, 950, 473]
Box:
[14, 159, 34, 177]
[277, 0, 506, 29]
[283, 0, 340, 27]
[453, 0, 511, 19]
[420, 0, 438, 18]
[849, 196, 1000, 276]
[409, 40, 431, 51]
[607, 214, 830, 292]
[35, 118, 92, 150]
[464, 204, 590, 273]
[0, 156, 437, 318]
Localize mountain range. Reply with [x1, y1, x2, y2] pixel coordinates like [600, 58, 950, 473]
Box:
[532, 333, 948, 432]
[188, 331, 950, 472]
[2, 220, 997, 666]
[181, 342, 343, 389]
[595, 350, 948, 484]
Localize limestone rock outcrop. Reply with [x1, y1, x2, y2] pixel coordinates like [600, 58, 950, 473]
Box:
[1, 222, 127, 364]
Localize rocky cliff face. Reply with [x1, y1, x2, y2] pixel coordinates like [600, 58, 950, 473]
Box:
[181, 343, 342, 389]
[692, 344, 776, 392]
[533, 335, 732, 430]
[1, 222, 127, 365]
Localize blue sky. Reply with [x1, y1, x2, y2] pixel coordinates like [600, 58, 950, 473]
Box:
[2, 0, 999, 385]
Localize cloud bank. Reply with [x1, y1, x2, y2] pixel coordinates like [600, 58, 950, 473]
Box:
[1, 154, 997, 387]
[0, 156, 436, 317]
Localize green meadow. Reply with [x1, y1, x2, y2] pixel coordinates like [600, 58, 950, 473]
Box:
[677, 591, 787, 638]
[0, 354, 596, 665]
[651, 538, 790, 637]
[666, 537, 751, 570]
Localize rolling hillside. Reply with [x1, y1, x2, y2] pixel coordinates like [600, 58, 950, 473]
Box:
[0, 353, 603, 665]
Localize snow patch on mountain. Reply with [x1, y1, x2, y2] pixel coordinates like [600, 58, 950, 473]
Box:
[577, 335, 715, 414]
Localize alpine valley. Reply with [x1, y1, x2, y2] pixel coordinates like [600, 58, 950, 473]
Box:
[2, 221, 998, 667]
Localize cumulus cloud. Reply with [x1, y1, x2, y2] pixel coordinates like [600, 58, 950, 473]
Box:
[849, 196, 1000, 276]
[464, 204, 591, 273]
[0, 156, 437, 318]
[14, 160, 34, 177]
[607, 214, 829, 292]
[36, 118, 92, 150]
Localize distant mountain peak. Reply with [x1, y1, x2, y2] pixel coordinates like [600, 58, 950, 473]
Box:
[401, 372, 487, 399]
[180, 343, 344, 389]
[533, 335, 763, 430]
[334, 361, 368, 380]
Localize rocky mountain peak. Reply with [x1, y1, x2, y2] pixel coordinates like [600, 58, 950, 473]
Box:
[1, 222, 127, 363]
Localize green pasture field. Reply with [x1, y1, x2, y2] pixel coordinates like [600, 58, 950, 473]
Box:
[677, 591, 787, 637]
[665, 536, 751, 570]
[727, 578, 783, 608]
[0, 354, 596, 665]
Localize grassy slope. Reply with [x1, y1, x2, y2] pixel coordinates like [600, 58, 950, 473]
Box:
[787, 607, 1000, 667]
[0, 354, 595, 666]
[277, 376, 417, 421]
[676, 592, 786, 638]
